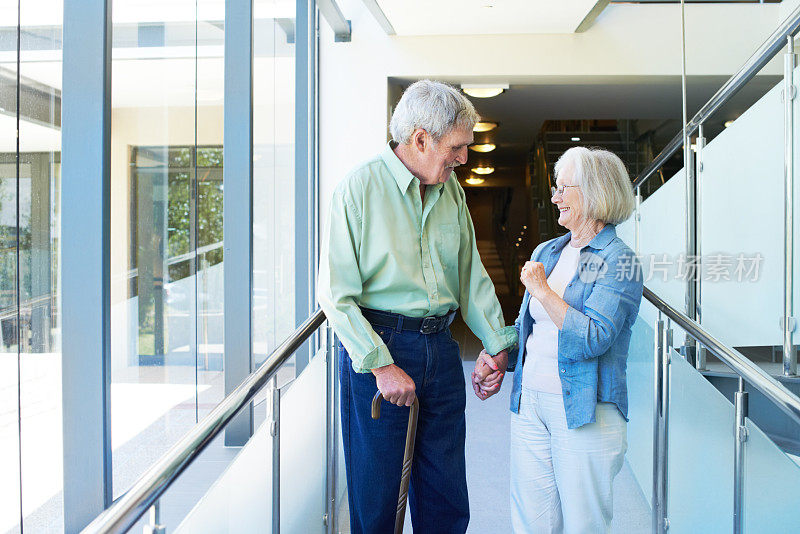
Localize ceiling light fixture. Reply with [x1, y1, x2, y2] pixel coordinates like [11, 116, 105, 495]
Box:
[461, 84, 509, 98]
[724, 120, 735, 128]
[472, 166, 494, 175]
[465, 176, 485, 185]
[571, 137, 581, 142]
[469, 143, 496, 153]
[473, 121, 498, 132]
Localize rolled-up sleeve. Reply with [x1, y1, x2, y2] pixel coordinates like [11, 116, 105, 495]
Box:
[506, 315, 522, 371]
[318, 186, 394, 373]
[560, 250, 643, 360]
[454, 185, 516, 355]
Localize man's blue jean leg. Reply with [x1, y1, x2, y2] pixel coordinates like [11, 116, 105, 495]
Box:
[339, 327, 469, 534]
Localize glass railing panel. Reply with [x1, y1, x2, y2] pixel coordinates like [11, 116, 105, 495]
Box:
[113, 430, 241, 533]
[698, 72, 783, 352]
[625, 301, 657, 507]
[743, 416, 800, 531]
[278, 347, 328, 532]
[638, 169, 687, 314]
[667, 350, 734, 532]
[793, 61, 800, 370]
[615, 216, 634, 252]
[173, 348, 328, 533]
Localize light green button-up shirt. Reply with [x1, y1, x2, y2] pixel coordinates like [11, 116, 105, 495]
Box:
[318, 143, 516, 373]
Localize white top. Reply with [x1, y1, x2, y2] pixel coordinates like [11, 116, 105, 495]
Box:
[522, 243, 582, 394]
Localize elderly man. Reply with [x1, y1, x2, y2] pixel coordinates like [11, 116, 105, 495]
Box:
[319, 80, 516, 533]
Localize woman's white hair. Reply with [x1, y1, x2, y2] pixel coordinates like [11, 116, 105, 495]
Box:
[389, 80, 480, 145]
[554, 146, 635, 225]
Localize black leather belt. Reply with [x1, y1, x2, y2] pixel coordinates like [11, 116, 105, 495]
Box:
[361, 307, 456, 335]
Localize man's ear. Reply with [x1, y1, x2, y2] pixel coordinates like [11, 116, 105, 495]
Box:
[411, 128, 428, 153]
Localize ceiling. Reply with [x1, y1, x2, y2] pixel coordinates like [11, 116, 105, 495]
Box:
[389, 75, 781, 185]
[374, 0, 604, 36]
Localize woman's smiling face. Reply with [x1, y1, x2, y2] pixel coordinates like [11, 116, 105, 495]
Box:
[552, 163, 584, 231]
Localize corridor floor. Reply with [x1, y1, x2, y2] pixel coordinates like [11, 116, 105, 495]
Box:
[455, 318, 650, 533]
[338, 318, 652, 533]
[461, 358, 650, 533]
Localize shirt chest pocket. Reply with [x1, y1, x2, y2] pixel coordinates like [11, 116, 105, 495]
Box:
[434, 223, 461, 267]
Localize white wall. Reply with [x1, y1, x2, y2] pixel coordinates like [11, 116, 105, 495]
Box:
[319, 1, 790, 224]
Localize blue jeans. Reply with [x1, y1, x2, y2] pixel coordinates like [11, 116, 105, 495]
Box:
[339, 323, 469, 533]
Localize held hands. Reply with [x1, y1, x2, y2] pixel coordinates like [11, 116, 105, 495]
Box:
[372, 364, 416, 407]
[520, 261, 549, 300]
[471, 349, 508, 400]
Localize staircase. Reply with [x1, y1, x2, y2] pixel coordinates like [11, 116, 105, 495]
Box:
[476, 240, 510, 296]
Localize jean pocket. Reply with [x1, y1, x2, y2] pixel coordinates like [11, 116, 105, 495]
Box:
[374, 327, 394, 348]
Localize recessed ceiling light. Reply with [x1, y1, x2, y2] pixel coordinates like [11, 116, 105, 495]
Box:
[472, 166, 494, 175]
[461, 84, 509, 98]
[571, 137, 581, 142]
[465, 176, 485, 185]
[724, 120, 735, 128]
[473, 122, 498, 132]
[469, 143, 496, 153]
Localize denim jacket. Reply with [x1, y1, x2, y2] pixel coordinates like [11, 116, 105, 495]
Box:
[507, 224, 643, 429]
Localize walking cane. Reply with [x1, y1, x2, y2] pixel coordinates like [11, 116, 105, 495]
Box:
[371, 391, 419, 534]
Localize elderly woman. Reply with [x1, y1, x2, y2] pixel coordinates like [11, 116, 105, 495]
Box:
[473, 146, 643, 533]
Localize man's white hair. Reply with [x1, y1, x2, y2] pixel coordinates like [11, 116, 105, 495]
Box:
[389, 80, 480, 145]
[554, 146, 636, 225]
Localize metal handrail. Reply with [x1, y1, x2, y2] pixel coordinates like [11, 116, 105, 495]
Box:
[644, 287, 800, 426]
[632, 3, 800, 189]
[81, 308, 327, 534]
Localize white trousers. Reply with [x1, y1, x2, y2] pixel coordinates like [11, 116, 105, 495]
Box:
[510, 387, 627, 534]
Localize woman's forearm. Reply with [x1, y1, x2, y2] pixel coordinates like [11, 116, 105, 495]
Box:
[534, 287, 569, 329]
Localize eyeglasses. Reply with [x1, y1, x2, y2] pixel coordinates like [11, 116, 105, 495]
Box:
[551, 184, 580, 197]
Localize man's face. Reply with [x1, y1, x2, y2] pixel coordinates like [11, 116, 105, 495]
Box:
[417, 127, 473, 185]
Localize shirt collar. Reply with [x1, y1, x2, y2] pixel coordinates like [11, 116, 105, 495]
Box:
[587, 224, 617, 250]
[550, 224, 617, 253]
[381, 142, 446, 197]
[381, 142, 417, 195]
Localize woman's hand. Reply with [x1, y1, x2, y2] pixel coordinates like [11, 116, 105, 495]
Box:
[471, 350, 507, 400]
[520, 261, 549, 300]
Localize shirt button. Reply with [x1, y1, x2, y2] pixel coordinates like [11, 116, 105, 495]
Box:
[566, 391, 571, 396]
[560, 368, 565, 373]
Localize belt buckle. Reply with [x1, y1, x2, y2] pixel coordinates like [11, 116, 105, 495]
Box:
[420, 317, 439, 334]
